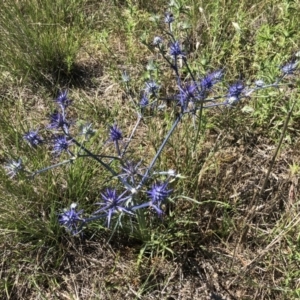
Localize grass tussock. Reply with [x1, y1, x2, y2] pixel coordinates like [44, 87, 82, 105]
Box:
[1, 0, 300, 299]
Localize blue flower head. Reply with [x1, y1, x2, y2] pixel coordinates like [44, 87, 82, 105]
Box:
[201, 75, 214, 91]
[119, 160, 143, 185]
[210, 69, 224, 82]
[4, 158, 23, 178]
[53, 135, 72, 155]
[201, 69, 224, 91]
[94, 188, 133, 227]
[23, 130, 43, 147]
[121, 160, 142, 177]
[48, 112, 69, 132]
[55, 91, 72, 108]
[109, 124, 123, 142]
[58, 203, 84, 235]
[178, 83, 197, 110]
[140, 94, 149, 108]
[170, 41, 185, 58]
[164, 12, 175, 24]
[146, 181, 172, 216]
[226, 81, 244, 105]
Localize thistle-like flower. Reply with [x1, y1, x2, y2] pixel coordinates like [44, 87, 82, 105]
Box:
[109, 124, 123, 142]
[226, 81, 244, 105]
[140, 94, 149, 108]
[58, 203, 84, 234]
[210, 69, 224, 82]
[48, 112, 69, 132]
[201, 69, 224, 91]
[164, 12, 174, 24]
[177, 83, 197, 110]
[170, 41, 185, 58]
[94, 188, 133, 227]
[146, 181, 172, 216]
[23, 130, 43, 147]
[4, 158, 23, 178]
[200, 75, 214, 91]
[145, 80, 160, 95]
[53, 135, 72, 155]
[55, 91, 72, 108]
[119, 160, 143, 185]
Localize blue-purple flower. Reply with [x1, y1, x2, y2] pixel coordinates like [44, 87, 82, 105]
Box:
[109, 124, 123, 142]
[58, 203, 84, 234]
[177, 83, 197, 110]
[48, 112, 69, 131]
[53, 135, 72, 155]
[94, 188, 133, 227]
[201, 69, 224, 90]
[121, 160, 142, 176]
[140, 94, 149, 108]
[133, 181, 172, 216]
[226, 81, 244, 105]
[23, 130, 43, 147]
[4, 158, 23, 178]
[200, 75, 214, 91]
[170, 41, 185, 57]
[164, 12, 175, 24]
[119, 160, 143, 185]
[55, 91, 72, 108]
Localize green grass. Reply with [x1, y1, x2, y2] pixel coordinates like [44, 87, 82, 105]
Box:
[1, 0, 300, 299]
[0, 0, 95, 87]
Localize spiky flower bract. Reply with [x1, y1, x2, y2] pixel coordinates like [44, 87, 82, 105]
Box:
[4, 159, 23, 178]
[145, 80, 160, 95]
[164, 12, 174, 24]
[58, 203, 84, 235]
[153, 36, 163, 46]
[169, 41, 185, 58]
[226, 81, 244, 105]
[53, 135, 72, 155]
[109, 124, 123, 142]
[177, 83, 197, 111]
[200, 75, 214, 91]
[55, 91, 72, 108]
[119, 160, 143, 185]
[140, 94, 149, 108]
[23, 130, 43, 147]
[201, 69, 224, 91]
[48, 112, 69, 132]
[146, 181, 172, 216]
[94, 188, 132, 227]
[78, 122, 95, 141]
